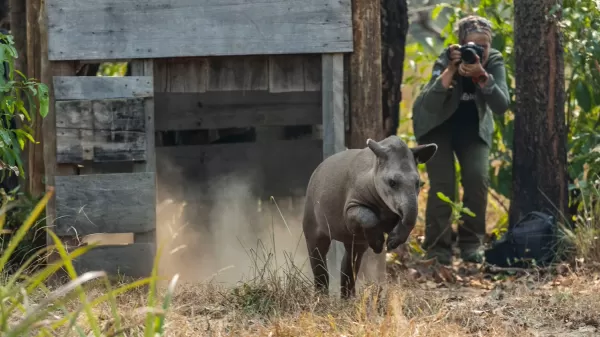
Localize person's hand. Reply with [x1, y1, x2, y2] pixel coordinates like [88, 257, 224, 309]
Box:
[447, 44, 461, 73]
[458, 54, 487, 79]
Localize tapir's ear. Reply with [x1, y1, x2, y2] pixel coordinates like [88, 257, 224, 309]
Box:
[411, 143, 438, 164]
[366, 138, 387, 158]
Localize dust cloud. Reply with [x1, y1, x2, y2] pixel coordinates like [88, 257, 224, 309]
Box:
[155, 158, 312, 287]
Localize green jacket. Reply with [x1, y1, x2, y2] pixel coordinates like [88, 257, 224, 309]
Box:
[411, 48, 510, 147]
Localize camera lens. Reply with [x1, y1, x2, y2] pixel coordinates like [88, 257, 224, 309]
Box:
[461, 48, 477, 64]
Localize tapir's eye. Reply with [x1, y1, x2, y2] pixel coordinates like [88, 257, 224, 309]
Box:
[388, 179, 398, 188]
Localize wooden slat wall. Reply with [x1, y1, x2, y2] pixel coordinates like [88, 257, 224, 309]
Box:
[46, 0, 352, 61]
[154, 54, 323, 200]
[48, 74, 157, 279]
[53, 77, 153, 164]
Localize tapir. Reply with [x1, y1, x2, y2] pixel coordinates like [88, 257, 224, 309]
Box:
[302, 136, 437, 298]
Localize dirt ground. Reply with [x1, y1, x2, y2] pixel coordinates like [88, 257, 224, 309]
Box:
[72, 173, 597, 336]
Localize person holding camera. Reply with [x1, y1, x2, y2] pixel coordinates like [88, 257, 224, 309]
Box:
[411, 15, 510, 265]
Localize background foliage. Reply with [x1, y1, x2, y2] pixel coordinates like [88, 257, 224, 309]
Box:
[403, 0, 600, 226]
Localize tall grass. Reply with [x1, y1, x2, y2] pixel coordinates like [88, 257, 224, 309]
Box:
[0, 187, 179, 336]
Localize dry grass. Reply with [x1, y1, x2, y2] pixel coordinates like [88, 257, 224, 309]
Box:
[54, 266, 600, 336]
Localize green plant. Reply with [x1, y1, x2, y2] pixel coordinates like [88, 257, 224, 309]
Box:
[0, 32, 49, 180]
[0, 188, 179, 336]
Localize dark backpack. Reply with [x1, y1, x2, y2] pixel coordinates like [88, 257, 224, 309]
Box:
[484, 211, 559, 268]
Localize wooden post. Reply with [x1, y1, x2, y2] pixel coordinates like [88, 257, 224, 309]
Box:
[130, 60, 157, 246]
[26, 0, 45, 196]
[40, 0, 78, 255]
[322, 53, 345, 294]
[348, 0, 387, 287]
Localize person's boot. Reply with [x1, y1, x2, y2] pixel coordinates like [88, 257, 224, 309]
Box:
[425, 247, 453, 266]
[460, 245, 484, 263]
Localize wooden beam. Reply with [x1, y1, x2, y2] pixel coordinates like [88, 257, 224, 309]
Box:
[321, 53, 346, 295]
[53, 76, 153, 100]
[26, 0, 44, 196]
[322, 54, 345, 157]
[54, 173, 156, 236]
[130, 60, 157, 245]
[72, 243, 155, 278]
[45, 0, 353, 60]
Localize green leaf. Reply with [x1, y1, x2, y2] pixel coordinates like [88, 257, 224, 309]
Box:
[431, 4, 449, 20]
[575, 80, 593, 112]
[37, 84, 49, 118]
[436, 192, 452, 204]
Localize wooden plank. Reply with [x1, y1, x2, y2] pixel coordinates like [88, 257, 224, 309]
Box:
[154, 58, 208, 93]
[269, 56, 305, 93]
[154, 91, 322, 131]
[155, 101, 321, 131]
[53, 76, 153, 100]
[55, 98, 147, 163]
[156, 140, 322, 199]
[208, 56, 268, 91]
[304, 55, 322, 92]
[322, 53, 346, 295]
[54, 173, 156, 236]
[56, 100, 93, 129]
[92, 99, 145, 131]
[322, 54, 346, 158]
[73, 243, 155, 278]
[26, 0, 45, 196]
[130, 59, 157, 245]
[56, 128, 94, 163]
[46, 0, 353, 61]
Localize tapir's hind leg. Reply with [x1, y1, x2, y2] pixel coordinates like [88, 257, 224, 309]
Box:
[306, 234, 331, 295]
[341, 242, 367, 298]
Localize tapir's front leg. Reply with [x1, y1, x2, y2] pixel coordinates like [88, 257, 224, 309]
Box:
[386, 221, 415, 252]
[345, 206, 385, 254]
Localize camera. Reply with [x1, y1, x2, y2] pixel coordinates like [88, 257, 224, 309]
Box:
[446, 42, 485, 64]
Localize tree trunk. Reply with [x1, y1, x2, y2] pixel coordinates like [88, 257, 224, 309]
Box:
[348, 0, 383, 149]
[510, 0, 567, 225]
[380, 0, 409, 137]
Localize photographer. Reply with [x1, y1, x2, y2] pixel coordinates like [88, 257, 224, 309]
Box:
[411, 16, 510, 265]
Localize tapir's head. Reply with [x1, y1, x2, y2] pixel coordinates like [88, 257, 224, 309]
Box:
[366, 136, 437, 226]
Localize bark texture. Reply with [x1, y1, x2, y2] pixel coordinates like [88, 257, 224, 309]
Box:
[348, 0, 383, 148]
[380, 0, 409, 137]
[510, 0, 568, 225]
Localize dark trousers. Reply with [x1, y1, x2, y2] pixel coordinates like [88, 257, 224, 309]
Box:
[418, 116, 490, 260]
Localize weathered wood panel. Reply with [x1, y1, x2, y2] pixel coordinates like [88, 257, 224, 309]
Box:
[73, 243, 155, 278]
[208, 56, 268, 91]
[154, 58, 208, 93]
[56, 98, 147, 163]
[269, 56, 305, 93]
[156, 140, 322, 199]
[46, 0, 353, 61]
[54, 173, 156, 236]
[322, 54, 345, 158]
[129, 59, 157, 245]
[154, 91, 321, 131]
[154, 92, 321, 131]
[304, 55, 322, 91]
[322, 53, 346, 295]
[53, 76, 153, 100]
